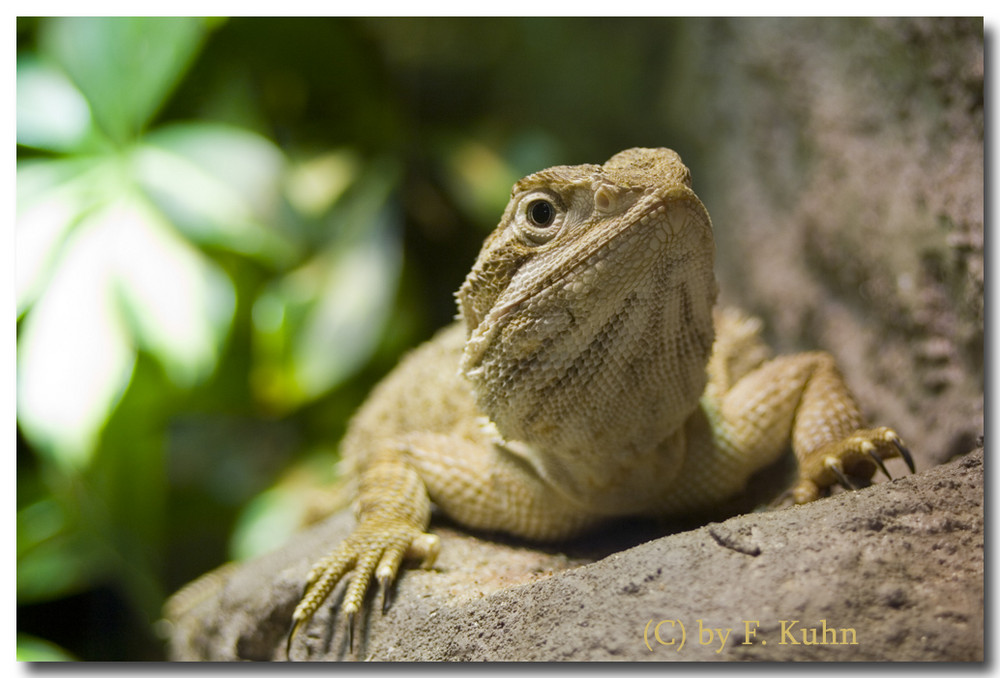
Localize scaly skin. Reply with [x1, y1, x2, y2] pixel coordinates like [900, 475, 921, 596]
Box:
[287, 148, 912, 657]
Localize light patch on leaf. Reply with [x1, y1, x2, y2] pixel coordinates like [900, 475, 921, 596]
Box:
[17, 634, 77, 662]
[17, 194, 237, 466]
[228, 486, 305, 562]
[16, 158, 109, 314]
[17, 211, 136, 468]
[144, 123, 286, 217]
[16, 56, 93, 153]
[135, 124, 293, 263]
[251, 163, 404, 409]
[109, 197, 236, 388]
[445, 139, 521, 224]
[285, 150, 360, 218]
[294, 214, 401, 399]
[40, 17, 207, 143]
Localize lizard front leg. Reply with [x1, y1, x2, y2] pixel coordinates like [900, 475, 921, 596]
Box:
[772, 351, 914, 502]
[660, 309, 912, 513]
[401, 431, 601, 541]
[288, 449, 438, 657]
[708, 349, 913, 506]
[287, 433, 595, 657]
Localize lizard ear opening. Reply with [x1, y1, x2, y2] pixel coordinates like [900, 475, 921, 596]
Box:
[594, 186, 617, 213]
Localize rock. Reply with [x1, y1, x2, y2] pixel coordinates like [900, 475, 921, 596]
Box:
[673, 18, 984, 472]
[165, 448, 982, 661]
[164, 17, 983, 663]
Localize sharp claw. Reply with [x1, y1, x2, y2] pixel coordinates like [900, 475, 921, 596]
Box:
[347, 610, 355, 654]
[893, 439, 915, 473]
[379, 577, 393, 614]
[286, 618, 304, 661]
[771, 488, 794, 508]
[829, 462, 857, 490]
[868, 450, 892, 480]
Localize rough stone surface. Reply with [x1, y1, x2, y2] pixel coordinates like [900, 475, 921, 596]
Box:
[166, 448, 983, 661]
[164, 18, 984, 663]
[670, 18, 984, 472]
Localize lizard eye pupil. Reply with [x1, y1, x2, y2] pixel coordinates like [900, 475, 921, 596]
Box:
[526, 200, 555, 227]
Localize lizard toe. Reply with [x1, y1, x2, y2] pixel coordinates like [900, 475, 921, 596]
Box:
[286, 517, 429, 658]
[794, 427, 913, 503]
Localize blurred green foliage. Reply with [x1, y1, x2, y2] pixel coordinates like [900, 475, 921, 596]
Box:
[16, 16, 694, 660]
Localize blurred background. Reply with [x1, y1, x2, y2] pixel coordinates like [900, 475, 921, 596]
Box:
[17, 16, 985, 662]
[15, 17, 705, 660]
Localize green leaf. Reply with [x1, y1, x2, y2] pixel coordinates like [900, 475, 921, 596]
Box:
[285, 150, 361, 219]
[16, 157, 108, 314]
[39, 17, 208, 143]
[17, 207, 137, 468]
[109, 196, 236, 389]
[17, 193, 236, 467]
[16, 501, 105, 604]
[229, 449, 340, 561]
[17, 498, 65, 557]
[134, 123, 295, 263]
[252, 162, 403, 408]
[443, 139, 523, 226]
[16, 55, 95, 153]
[294, 211, 402, 398]
[228, 486, 305, 561]
[17, 634, 78, 661]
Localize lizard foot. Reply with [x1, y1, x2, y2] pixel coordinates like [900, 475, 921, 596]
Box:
[285, 518, 439, 659]
[791, 427, 913, 504]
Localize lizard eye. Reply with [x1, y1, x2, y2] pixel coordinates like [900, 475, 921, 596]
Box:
[514, 192, 564, 246]
[526, 199, 556, 227]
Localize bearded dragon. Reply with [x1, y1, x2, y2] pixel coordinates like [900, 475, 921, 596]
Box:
[286, 147, 912, 655]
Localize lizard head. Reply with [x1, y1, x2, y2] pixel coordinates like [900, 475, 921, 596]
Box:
[456, 148, 718, 487]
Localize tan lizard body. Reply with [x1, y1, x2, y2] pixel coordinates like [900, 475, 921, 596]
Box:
[288, 148, 911, 652]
